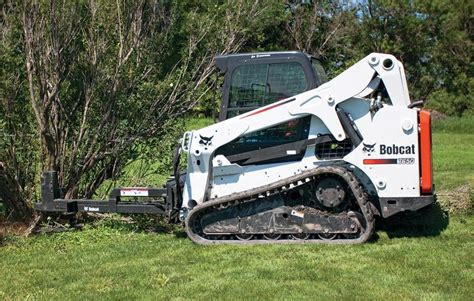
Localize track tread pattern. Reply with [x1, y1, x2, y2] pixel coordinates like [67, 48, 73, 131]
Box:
[185, 166, 374, 245]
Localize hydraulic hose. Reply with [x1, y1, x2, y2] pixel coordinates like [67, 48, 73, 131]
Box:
[172, 144, 182, 206]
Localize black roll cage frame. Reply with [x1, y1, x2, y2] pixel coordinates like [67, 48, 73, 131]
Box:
[214, 51, 326, 122]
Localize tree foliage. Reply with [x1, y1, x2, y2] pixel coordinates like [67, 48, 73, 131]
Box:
[356, 0, 473, 114]
[0, 0, 472, 219]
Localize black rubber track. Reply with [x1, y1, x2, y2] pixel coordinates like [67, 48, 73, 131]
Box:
[185, 165, 375, 245]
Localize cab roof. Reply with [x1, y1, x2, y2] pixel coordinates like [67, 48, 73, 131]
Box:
[214, 51, 315, 74]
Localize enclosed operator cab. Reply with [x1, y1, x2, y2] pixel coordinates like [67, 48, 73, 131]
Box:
[214, 51, 328, 165]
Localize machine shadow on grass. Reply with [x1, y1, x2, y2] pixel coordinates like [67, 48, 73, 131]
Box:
[32, 204, 450, 242]
[173, 229, 189, 239]
[372, 203, 449, 241]
[171, 203, 451, 242]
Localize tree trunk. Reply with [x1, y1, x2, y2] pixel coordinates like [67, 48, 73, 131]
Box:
[0, 164, 34, 221]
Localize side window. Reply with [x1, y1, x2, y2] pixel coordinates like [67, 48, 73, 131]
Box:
[226, 62, 309, 144]
[235, 116, 310, 144]
[227, 62, 308, 119]
[218, 61, 311, 165]
[265, 63, 308, 104]
[228, 64, 267, 115]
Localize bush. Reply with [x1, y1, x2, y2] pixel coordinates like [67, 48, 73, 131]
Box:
[427, 89, 473, 117]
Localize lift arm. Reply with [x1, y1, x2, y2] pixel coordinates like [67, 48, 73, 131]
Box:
[181, 53, 411, 207]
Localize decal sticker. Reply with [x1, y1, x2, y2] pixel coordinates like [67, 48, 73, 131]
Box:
[363, 158, 415, 165]
[120, 189, 149, 197]
[362, 142, 376, 154]
[380, 144, 415, 155]
[251, 54, 271, 59]
[84, 206, 100, 212]
[363, 159, 397, 165]
[397, 158, 415, 165]
[363, 143, 416, 156]
[291, 210, 304, 218]
[199, 134, 213, 146]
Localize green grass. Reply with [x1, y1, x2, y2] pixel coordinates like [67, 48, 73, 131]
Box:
[0, 214, 472, 300]
[432, 117, 474, 190]
[432, 116, 474, 133]
[1, 116, 473, 300]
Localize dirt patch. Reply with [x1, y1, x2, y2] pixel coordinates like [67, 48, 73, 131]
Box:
[0, 219, 28, 245]
[0, 215, 41, 245]
[437, 184, 473, 214]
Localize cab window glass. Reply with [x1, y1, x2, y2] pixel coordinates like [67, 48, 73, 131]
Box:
[229, 64, 267, 109]
[227, 62, 309, 144]
[311, 59, 328, 85]
[228, 62, 308, 117]
[265, 63, 307, 104]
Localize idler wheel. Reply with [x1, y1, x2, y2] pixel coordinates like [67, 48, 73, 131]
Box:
[291, 233, 310, 240]
[236, 234, 253, 241]
[263, 233, 281, 240]
[315, 177, 346, 208]
[317, 233, 338, 240]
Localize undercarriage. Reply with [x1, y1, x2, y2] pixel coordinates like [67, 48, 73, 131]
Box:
[186, 165, 375, 244]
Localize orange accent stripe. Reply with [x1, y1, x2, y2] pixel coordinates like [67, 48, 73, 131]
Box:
[419, 110, 433, 194]
[363, 159, 397, 165]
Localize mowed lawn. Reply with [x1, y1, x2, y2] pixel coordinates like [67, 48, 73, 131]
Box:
[432, 117, 474, 191]
[1, 117, 473, 300]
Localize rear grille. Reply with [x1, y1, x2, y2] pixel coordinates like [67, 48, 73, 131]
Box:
[315, 138, 353, 159]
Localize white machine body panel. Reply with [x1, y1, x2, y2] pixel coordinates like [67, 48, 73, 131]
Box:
[344, 106, 420, 197]
[181, 53, 421, 210]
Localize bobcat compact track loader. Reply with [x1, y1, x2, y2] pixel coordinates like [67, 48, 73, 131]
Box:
[37, 52, 435, 244]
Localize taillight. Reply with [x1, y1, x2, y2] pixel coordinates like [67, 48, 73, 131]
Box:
[419, 110, 433, 194]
